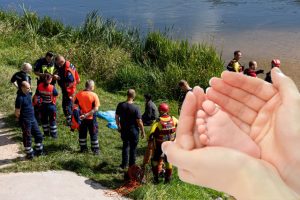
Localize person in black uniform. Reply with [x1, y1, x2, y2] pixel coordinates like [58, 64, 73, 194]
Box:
[15, 81, 43, 159]
[10, 63, 32, 94]
[34, 51, 57, 85]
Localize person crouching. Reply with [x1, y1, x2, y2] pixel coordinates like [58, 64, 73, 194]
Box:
[15, 81, 43, 159]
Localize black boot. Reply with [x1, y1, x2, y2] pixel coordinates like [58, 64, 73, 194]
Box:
[164, 168, 172, 184]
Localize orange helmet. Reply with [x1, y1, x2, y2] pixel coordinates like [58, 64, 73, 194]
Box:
[159, 103, 169, 113]
[271, 59, 280, 68]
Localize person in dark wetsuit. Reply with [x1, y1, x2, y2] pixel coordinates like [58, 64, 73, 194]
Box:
[265, 59, 281, 83]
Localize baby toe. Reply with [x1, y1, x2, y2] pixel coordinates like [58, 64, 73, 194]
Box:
[199, 134, 209, 146]
[198, 124, 206, 134]
[202, 100, 218, 116]
[196, 118, 205, 126]
[197, 110, 207, 118]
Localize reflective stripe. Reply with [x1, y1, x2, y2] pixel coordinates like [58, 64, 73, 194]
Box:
[91, 140, 99, 144]
[25, 147, 32, 150]
[42, 125, 49, 128]
[67, 116, 72, 119]
[43, 128, 49, 132]
[50, 130, 57, 133]
[79, 139, 87, 142]
[35, 145, 43, 150]
[25, 148, 33, 153]
[79, 143, 87, 146]
[92, 144, 99, 148]
[35, 143, 42, 147]
[50, 126, 57, 129]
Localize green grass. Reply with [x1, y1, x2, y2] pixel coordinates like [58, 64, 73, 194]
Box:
[0, 9, 228, 200]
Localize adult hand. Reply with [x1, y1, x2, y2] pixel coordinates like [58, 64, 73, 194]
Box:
[207, 68, 300, 194]
[162, 142, 299, 200]
[175, 86, 206, 150]
[53, 74, 60, 80]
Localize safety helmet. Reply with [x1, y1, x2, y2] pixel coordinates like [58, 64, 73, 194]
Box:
[271, 59, 281, 68]
[159, 103, 169, 113]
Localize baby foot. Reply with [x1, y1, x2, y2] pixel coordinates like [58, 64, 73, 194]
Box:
[196, 100, 260, 158]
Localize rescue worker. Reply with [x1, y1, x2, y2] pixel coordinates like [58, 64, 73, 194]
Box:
[36, 74, 59, 138]
[15, 81, 43, 159]
[142, 94, 159, 126]
[33, 52, 57, 123]
[227, 50, 244, 72]
[243, 61, 264, 77]
[11, 63, 32, 94]
[265, 59, 281, 83]
[146, 103, 178, 183]
[55, 55, 80, 126]
[178, 80, 192, 114]
[34, 51, 57, 85]
[74, 80, 100, 155]
[116, 89, 145, 169]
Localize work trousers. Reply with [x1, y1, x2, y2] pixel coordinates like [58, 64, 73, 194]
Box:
[20, 119, 43, 156]
[121, 126, 139, 167]
[79, 116, 99, 153]
[41, 103, 57, 138]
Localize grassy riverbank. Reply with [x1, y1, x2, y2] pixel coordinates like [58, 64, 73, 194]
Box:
[0, 9, 228, 200]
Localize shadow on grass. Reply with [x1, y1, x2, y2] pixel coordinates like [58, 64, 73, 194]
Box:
[43, 142, 74, 155]
[58, 158, 87, 172]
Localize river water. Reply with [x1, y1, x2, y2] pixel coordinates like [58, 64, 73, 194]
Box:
[1, 0, 300, 84]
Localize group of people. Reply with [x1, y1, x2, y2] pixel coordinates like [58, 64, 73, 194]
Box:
[10, 51, 181, 184]
[11, 52, 101, 159]
[10, 48, 289, 189]
[227, 50, 281, 83]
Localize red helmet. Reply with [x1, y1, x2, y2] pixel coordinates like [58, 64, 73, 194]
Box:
[159, 103, 169, 113]
[271, 59, 280, 68]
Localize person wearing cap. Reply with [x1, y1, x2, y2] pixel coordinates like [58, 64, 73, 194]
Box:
[36, 74, 59, 138]
[227, 50, 244, 72]
[142, 94, 159, 126]
[15, 81, 43, 159]
[11, 63, 32, 94]
[265, 59, 281, 83]
[34, 51, 57, 85]
[244, 61, 264, 78]
[74, 80, 100, 155]
[178, 80, 192, 114]
[144, 103, 178, 183]
[115, 89, 145, 169]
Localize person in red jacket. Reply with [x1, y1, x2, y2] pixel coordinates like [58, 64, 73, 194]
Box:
[244, 61, 264, 77]
[36, 74, 59, 138]
[55, 55, 80, 126]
